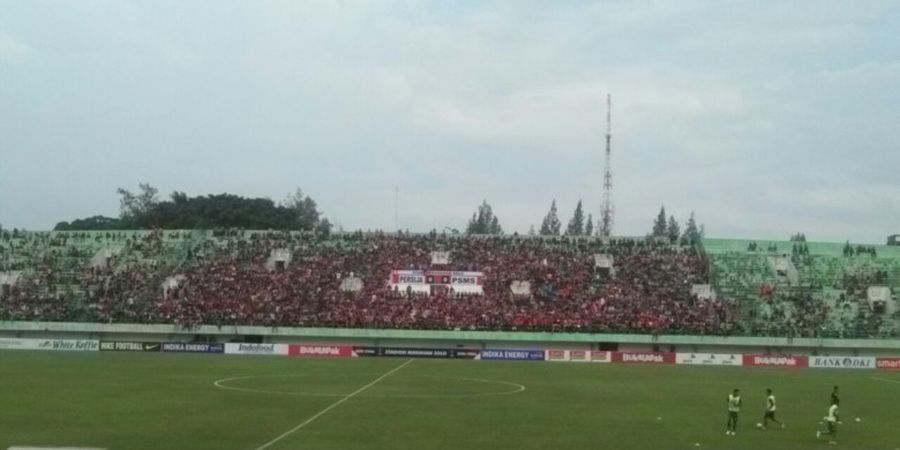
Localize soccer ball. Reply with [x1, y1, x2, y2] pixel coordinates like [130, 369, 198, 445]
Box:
[854, 417, 861, 422]
[756, 422, 763, 428]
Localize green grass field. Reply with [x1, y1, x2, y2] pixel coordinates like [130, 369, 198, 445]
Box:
[2, 351, 899, 450]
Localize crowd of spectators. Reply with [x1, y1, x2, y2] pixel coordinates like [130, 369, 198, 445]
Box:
[0, 230, 734, 334]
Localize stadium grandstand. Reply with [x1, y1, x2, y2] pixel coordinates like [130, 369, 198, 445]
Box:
[2, 229, 897, 339]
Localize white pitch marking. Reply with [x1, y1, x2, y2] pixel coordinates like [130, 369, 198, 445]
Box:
[252, 359, 414, 450]
[870, 376, 900, 385]
[8, 447, 107, 450]
[215, 374, 342, 398]
[214, 373, 526, 399]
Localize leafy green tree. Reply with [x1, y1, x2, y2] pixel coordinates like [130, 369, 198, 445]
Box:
[584, 214, 594, 236]
[565, 200, 585, 236]
[466, 200, 502, 234]
[281, 188, 321, 230]
[54, 216, 124, 231]
[58, 187, 329, 231]
[117, 183, 159, 220]
[315, 217, 333, 235]
[539, 200, 562, 235]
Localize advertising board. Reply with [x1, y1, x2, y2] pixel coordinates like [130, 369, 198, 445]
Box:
[809, 356, 875, 370]
[1, 339, 102, 352]
[480, 349, 545, 361]
[676, 353, 742, 366]
[224, 343, 288, 355]
[546, 349, 569, 361]
[876, 358, 900, 369]
[742, 355, 808, 368]
[100, 341, 161, 352]
[612, 352, 675, 364]
[382, 347, 453, 358]
[0, 338, 44, 350]
[352, 346, 380, 357]
[288, 344, 353, 357]
[569, 350, 590, 362]
[349, 347, 479, 359]
[161, 342, 225, 353]
[453, 349, 481, 359]
[544, 350, 594, 362]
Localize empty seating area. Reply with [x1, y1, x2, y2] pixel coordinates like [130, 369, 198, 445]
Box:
[705, 238, 900, 338]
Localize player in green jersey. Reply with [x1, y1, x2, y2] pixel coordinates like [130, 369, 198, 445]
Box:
[816, 400, 840, 445]
[726, 388, 741, 435]
[762, 388, 784, 429]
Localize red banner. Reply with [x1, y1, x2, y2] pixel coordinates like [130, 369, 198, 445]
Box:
[288, 344, 353, 357]
[742, 355, 808, 368]
[612, 352, 675, 364]
[877, 358, 900, 369]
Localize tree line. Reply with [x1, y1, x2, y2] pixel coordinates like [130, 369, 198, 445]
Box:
[54, 183, 331, 233]
[466, 200, 705, 245]
[48, 183, 701, 242]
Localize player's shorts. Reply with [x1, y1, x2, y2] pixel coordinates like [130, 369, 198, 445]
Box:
[827, 421, 836, 434]
[764, 411, 775, 419]
[728, 411, 739, 419]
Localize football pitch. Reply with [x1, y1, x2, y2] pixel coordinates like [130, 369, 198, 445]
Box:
[2, 351, 899, 450]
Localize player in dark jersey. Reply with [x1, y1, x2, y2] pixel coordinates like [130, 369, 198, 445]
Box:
[831, 386, 839, 406]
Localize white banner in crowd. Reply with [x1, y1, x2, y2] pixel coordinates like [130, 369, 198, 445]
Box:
[389, 269, 485, 295]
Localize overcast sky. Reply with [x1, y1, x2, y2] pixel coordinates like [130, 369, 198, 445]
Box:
[1, 1, 898, 243]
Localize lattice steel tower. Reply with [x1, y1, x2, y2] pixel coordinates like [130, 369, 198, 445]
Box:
[599, 93, 614, 237]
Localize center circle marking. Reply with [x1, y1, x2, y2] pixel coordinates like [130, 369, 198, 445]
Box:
[213, 373, 526, 398]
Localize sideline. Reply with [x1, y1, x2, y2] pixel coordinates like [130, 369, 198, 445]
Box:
[252, 358, 414, 450]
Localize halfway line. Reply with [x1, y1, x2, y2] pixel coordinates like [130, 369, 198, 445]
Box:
[252, 359, 414, 450]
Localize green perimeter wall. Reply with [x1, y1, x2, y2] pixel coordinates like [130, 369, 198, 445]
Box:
[2, 321, 900, 356]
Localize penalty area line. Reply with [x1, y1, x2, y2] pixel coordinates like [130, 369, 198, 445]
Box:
[252, 358, 414, 450]
[869, 376, 900, 385]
